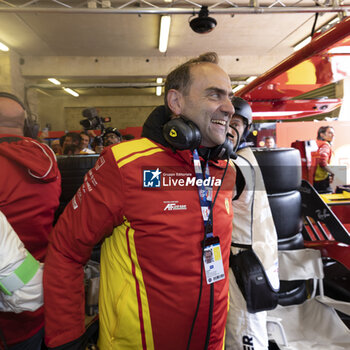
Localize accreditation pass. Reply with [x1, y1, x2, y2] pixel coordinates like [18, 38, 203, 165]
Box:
[203, 240, 225, 284]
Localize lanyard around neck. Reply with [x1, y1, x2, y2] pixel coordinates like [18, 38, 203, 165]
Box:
[192, 149, 213, 238]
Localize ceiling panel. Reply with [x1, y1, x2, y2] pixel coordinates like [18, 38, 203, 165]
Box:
[0, 0, 347, 98]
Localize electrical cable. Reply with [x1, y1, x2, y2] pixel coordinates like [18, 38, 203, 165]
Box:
[311, 7, 319, 36]
[227, 126, 241, 155]
[204, 283, 214, 349]
[186, 240, 206, 350]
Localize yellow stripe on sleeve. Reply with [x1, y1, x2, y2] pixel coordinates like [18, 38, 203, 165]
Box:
[111, 138, 164, 168]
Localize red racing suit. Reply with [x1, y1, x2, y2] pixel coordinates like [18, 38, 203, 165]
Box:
[0, 135, 61, 346]
[44, 108, 235, 350]
[313, 139, 332, 183]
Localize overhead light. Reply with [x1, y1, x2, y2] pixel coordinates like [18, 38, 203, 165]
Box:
[0, 42, 9, 52]
[293, 36, 312, 51]
[87, 0, 97, 9]
[156, 77, 163, 96]
[159, 15, 171, 53]
[327, 16, 340, 26]
[246, 76, 257, 83]
[232, 85, 244, 93]
[328, 46, 350, 54]
[189, 6, 217, 34]
[48, 78, 61, 85]
[101, 0, 111, 8]
[63, 87, 79, 97]
[156, 86, 162, 96]
[253, 111, 303, 117]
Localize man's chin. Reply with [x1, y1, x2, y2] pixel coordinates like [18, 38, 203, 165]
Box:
[214, 137, 227, 147]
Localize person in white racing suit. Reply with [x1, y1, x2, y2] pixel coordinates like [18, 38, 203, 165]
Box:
[226, 97, 279, 350]
[0, 210, 43, 314]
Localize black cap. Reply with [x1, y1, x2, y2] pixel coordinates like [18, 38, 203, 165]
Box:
[103, 127, 122, 139]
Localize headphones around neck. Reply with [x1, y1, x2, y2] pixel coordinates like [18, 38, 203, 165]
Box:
[162, 116, 237, 160]
[0, 92, 40, 139]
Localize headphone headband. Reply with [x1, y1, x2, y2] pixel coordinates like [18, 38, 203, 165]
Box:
[0, 92, 26, 110]
[0, 91, 40, 139]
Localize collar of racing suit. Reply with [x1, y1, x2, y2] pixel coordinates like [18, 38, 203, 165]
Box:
[141, 105, 172, 148]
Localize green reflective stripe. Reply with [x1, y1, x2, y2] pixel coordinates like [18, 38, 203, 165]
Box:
[0, 281, 12, 296]
[14, 252, 39, 284]
[0, 252, 40, 296]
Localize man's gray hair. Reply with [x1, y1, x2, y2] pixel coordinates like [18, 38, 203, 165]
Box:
[164, 52, 219, 109]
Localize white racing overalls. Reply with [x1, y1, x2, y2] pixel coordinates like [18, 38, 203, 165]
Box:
[226, 147, 279, 350]
[0, 210, 43, 313]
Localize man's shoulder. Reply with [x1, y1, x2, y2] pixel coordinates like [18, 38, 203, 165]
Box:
[109, 138, 166, 168]
[0, 134, 24, 145]
[317, 140, 331, 149]
[318, 141, 331, 154]
[0, 136, 60, 182]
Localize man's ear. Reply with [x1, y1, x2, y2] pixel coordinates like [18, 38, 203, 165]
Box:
[167, 89, 184, 116]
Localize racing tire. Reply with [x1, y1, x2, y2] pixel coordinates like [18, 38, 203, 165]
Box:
[57, 154, 100, 203]
[268, 191, 303, 239]
[278, 232, 304, 251]
[253, 147, 307, 307]
[54, 154, 99, 223]
[253, 148, 302, 194]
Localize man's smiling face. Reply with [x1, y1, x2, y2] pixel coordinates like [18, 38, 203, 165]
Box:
[177, 63, 234, 148]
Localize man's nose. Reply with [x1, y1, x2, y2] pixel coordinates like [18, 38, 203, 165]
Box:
[222, 96, 234, 117]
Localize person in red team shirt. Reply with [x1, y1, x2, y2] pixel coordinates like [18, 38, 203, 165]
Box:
[0, 92, 61, 350]
[313, 125, 335, 193]
[44, 52, 236, 350]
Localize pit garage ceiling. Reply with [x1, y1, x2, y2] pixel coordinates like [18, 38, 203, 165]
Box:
[0, 0, 349, 97]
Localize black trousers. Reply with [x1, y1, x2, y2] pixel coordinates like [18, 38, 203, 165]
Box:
[314, 176, 332, 194]
[8, 328, 44, 350]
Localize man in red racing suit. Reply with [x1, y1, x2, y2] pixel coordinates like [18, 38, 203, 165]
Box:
[0, 92, 61, 349]
[312, 125, 335, 193]
[44, 52, 236, 350]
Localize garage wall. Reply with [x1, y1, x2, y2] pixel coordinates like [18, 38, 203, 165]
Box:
[64, 106, 156, 131]
[37, 94, 163, 131]
[0, 51, 26, 100]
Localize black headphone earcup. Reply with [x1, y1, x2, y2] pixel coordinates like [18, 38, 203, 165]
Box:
[163, 118, 201, 150]
[210, 137, 236, 160]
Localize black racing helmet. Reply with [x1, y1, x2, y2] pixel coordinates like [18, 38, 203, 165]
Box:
[232, 96, 252, 126]
[231, 96, 252, 139]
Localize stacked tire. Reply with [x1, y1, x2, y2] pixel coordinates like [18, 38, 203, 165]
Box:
[55, 154, 100, 222]
[56, 154, 101, 261]
[253, 147, 306, 306]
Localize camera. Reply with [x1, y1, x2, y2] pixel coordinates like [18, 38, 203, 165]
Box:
[80, 108, 111, 131]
